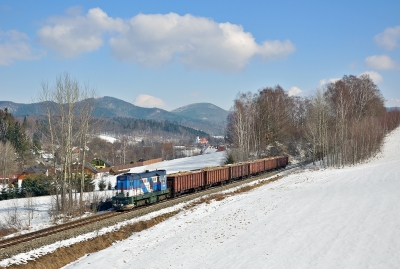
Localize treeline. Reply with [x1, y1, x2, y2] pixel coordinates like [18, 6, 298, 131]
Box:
[226, 74, 400, 166]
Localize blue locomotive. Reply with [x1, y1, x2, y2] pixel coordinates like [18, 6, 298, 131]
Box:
[112, 169, 170, 210]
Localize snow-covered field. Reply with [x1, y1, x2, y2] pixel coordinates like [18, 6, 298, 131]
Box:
[0, 151, 227, 266]
[62, 127, 400, 269]
[2, 127, 400, 268]
[0, 151, 227, 235]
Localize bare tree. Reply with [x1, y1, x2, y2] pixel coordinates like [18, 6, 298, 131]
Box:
[38, 73, 97, 218]
[119, 135, 129, 165]
[75, 87, 97, 207]
[256, 86, 292, 156]
[4, 199, 22, 229]
[162, 142, 174, 160]
[24, 193, 36, 227]
[325, 80, 352, 166]
[226, 92, 256, 162]
[305, 89, 330, 165]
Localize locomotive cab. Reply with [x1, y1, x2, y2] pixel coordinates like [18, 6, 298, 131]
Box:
[112, 169, 169, 211]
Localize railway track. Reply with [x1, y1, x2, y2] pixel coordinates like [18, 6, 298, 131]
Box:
[0, 211, 120, 249]
[0, 163, 302, 254]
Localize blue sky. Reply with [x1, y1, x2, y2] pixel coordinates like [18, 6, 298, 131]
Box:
[1, 0, 399, 111]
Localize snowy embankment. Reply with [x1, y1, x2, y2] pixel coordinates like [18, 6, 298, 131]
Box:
[65, 128, 400, 269]
[0, 151, 227, 266]
[0, 151, 227, 235]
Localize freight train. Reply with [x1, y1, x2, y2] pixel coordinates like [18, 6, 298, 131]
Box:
[112, 156, 288, 211]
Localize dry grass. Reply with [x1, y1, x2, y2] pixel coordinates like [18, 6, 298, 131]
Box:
[0, 225, 18, 237]
[3, 211, 180, 269]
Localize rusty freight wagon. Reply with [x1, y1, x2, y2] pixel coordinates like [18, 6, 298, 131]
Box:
[204, 166, 230, 186]
[249, 158, 265, 175]
[167, 170, 204, 196]
[265, 157, 278, 171]
[228, 162, 250, 180]
[277, 156, 289, 168]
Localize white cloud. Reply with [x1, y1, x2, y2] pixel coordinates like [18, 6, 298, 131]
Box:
[110, 13, 295, 71]
[37, 7, 126, 58]
[189, 91, 203, 98]
[287, 86, 302, 97]
[385, 98, 400, 108]
[318, 79, 326, 87]
[38, 9, 295, 71]
[65, 6, 84, 16]
[329, 78, 340, 83]
[134, 94, 167, 109]
[374, 25, 400, 50]
[348, 62, 357, 69]
[319, 78, 340, 87]
[0, 29, 42, 65]
[365, 55, 398, 70]
[359, 71, 383, 84]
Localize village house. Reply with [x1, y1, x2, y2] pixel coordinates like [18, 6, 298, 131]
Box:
[90, 157, 114, 169]
[196, 136, 208, 145]
[18, 163, 48, 180]
[70, 162, 98, 176]
[0, 174, 18, 185]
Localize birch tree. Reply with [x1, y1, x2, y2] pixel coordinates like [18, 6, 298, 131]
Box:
[256, 86, 291, 156]
[39, 73, 97, 217]
[305, 89, 330, 165]
[226, 92, 256, 162]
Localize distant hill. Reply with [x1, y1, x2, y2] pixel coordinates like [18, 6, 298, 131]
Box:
[171, 103, 229, 124]
[387, 107, 400, 112]
[92, 97, 227, 135]
[92, 96, 183, 121]
[0, 101, 47, 116]
[0, 97, 229, 135]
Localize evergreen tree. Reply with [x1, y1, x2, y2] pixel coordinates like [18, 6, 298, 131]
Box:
[32, 133, 41, 154]
[225, 153, 235, 164]
[0, 187, 8, 200]
[21, 174, 51, 197]
[0, 108, 32, 168]
[98, 178, 106, 191]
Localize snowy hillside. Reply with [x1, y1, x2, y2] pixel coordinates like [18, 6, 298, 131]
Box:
[64, 127, 400, 269]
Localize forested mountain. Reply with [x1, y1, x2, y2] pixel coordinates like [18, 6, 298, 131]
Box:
[96, 117, 209, 140]
[0, 101, 46, 116]
[171, 103, 229, 123]
[0, 97, 228, 135]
